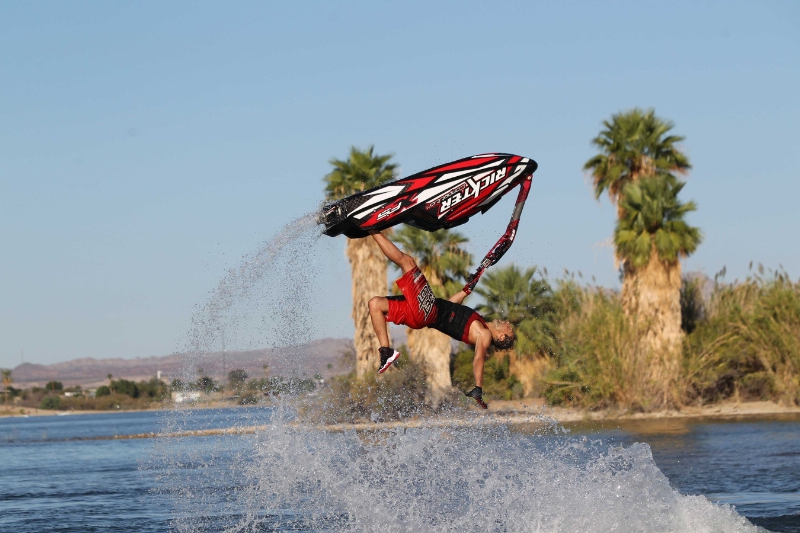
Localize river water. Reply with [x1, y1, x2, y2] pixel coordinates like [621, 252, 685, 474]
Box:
[0, 408, 798, 532]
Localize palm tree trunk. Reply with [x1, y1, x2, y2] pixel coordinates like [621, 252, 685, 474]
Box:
[621, 249, 683, 407]
[407, 327, 452, 405]
[346, 237, 391, 377]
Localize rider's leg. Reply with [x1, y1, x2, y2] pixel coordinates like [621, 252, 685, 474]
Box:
[368, 232, 414, 374]
[370, 232, 416, 274]
[368, 296, 391, 348]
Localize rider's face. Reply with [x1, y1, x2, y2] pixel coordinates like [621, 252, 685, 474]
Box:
[492, 319, 513, 339]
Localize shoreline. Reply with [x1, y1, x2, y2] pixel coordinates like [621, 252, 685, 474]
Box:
[488, 398, 800, 422]
[14, 403, 800, 442]
[3, 399, 799, 426]
[2, 400, 798, 443]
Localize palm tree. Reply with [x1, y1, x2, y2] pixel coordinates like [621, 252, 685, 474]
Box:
[615, 176, 702, 405]
[476, 265, 559, 396]
[107, 373, 114, 396]
[2, 369, 11, 410]
[584, 109, 697, 407]
[584, 108, 690, 217]
[393, 226, 472, 401]
[324, 146, 399, 376]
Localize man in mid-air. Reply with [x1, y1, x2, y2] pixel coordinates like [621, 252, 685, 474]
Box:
[367, 231, 515, 408]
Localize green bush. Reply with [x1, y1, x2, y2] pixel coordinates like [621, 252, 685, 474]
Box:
[238, 390, 261, 405]
[111, 379, 139, 398]
[740, 372, 776, 400]
[304, 361, 433, 424]
[45, 381, 63, 391]
[40, 395, 61, 410]
[92, 378, 166, 400]
[228, 369, 248, 390]
[247, 376, 316, 395]
[136, 378, 167, 400]
[196, 376, 221, 394]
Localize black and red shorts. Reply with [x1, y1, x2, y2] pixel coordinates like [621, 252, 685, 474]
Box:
[386, 267, 438, 329]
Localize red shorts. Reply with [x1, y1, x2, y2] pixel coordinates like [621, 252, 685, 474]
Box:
[386, 267, 438, 329]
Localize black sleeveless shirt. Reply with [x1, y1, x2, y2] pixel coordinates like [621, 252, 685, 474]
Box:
[430, 298, 486, 344]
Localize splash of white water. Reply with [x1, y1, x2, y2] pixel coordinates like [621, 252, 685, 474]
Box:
[156, 416, 762, 532]
[179, 213, 325, 381]
[153, 214, 763, 533]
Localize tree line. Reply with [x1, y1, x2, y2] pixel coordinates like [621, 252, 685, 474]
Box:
[0, 366, 323, 412]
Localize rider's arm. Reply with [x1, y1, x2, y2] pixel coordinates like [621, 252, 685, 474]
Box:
[448, 290, 468, 304]
[472, 327, 491, 388]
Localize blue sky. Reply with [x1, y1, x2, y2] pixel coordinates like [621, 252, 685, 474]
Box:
[1, 1, 798, 367]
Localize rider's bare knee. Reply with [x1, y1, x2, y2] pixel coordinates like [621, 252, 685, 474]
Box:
[399, 254, 417, 273]
[368, 296, 383, 313]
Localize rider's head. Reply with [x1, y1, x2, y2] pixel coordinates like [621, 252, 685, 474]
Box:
[489, 319, 515, 350]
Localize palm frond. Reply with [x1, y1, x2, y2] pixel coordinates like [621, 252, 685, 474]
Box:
[323, 145, 399, 200]
[585, 108, 692, 207]
[614, 175, 702, 267]
[475, 265, 560, 356]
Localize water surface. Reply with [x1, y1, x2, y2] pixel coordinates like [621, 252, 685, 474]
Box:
[1, 409, 797, 532]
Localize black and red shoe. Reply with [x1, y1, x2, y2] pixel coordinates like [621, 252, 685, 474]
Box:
[378, 347, 401, 374]
[465, 386, 488, 409]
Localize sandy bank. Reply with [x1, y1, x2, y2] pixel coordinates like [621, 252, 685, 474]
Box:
[0, 406, 165, 418]
[3, 399, 798, 431]
[488, 398, 800, 422]
[17, 399, 792, 442]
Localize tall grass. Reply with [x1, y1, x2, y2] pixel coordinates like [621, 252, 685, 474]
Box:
[683, 269, 800, 406]
[542, 269, 800, 410]
[543, 281, 653, 410]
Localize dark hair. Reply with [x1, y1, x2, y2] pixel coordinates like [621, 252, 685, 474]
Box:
[491, 330, 516, 351]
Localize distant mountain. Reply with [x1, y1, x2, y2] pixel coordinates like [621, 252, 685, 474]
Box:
[10, 338, 355, 388]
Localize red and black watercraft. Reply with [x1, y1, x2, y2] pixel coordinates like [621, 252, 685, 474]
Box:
[319, 153, 538, 293]
[319, 153, 537, 238]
